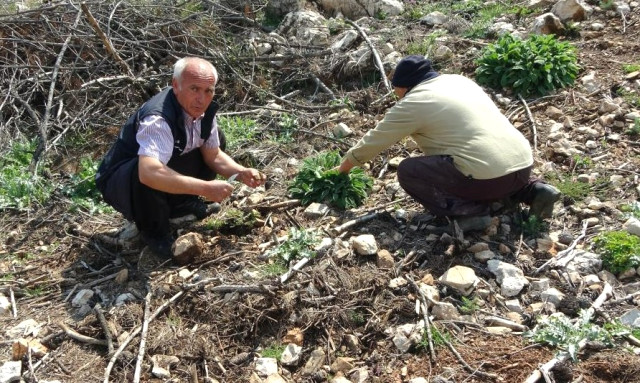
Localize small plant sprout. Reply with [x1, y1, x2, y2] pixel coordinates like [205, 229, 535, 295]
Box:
[264, 227, 320, 265]
[593, 231, 640, 274]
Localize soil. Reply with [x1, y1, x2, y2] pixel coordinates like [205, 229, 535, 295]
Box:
[1, 1, 640, 383]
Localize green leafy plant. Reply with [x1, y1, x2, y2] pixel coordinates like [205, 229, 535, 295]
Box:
[347, 310, 366, 326]
[475, 34, 580, 97]
[0, 140, 54, 210]
[405, 31, 445, 57]
[618, 89, 640, 108]
[218, 116, 258, 150]
[259, 259, 289, 277]
[626, 118, 640, 136]
[61, 157, 112, 214]
[619, 201, 640, 219]
[571, 154, 593, 170]
[526, 312, 615, 361]
[418, 325, 452, 351]
[204, 208, 259, 233]
[594, 231, 640, 274]
[289, 151, 373, 210]
[458, 296, 479, 315]
[516, 215, 549, 237]
[623, 62, 640, 73]
[599, 0, 615, 10]
[261, 343, 286, 361]
[273, 113, 298, 143]
[264, 227, 320, 265]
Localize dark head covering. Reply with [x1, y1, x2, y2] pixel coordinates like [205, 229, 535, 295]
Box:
[391, 55, 439, 89]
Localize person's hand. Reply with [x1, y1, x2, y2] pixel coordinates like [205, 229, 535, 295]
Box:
[337, 158, 354, 174]
[237, 168, 267, 188]
[201, 180, 234, 202]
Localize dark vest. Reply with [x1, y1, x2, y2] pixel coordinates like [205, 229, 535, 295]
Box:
[95, 87, 218, 190]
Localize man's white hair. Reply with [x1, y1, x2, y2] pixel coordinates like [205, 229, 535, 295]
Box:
[173, 57, 218, 88]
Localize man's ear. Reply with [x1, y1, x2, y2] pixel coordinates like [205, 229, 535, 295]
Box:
[171, 77, 179, 90]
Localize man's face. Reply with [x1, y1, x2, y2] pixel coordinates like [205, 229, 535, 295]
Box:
[172, 62, 216, 118]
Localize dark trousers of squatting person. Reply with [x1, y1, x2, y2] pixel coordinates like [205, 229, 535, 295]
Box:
[397, 155, 539, 217]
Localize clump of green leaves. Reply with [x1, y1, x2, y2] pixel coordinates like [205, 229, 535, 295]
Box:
[418, 325, 452, 351]
[0, 140, 54, 210]
[526, 312, 615, 361]
[273, 113, 298, 143]
[204, 208, 260, 233]
[516, 215, 549, 238]
[289, 151, 373, 210]
[475, 34, 580, 97]
[594, 231, 640, 274]
[458, 296, 479, 315]
[264, 227, 320, 265]
[61, 157, 112, 214]
[218, 116, 257, 150]
[619, 201, 640, 219]
[261, 343, 286, 361]
[623, 62, 640, 73]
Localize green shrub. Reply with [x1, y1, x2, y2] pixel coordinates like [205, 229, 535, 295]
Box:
[61, 157, 112, 214]
[0, 140, 54, 210]
[218, 116, 257, 150]
[289, 151, 373, 210]
[475, 34, 580, 97]
[264, 227, 320, 265]
[594, 231, 640, 274]
[516, 215, 549, 237]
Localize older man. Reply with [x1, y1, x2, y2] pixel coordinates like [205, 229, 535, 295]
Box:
[338, 55, 560, 231]
[96, 57, 265, 257]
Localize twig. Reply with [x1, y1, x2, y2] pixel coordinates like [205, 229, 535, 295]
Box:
[245, 199, 300, 211]
[518, 94, 538, 154]
[533, 220, 588, 274]
[406, 276, 436, 361]
[523, 283, 613, 383]
[30, 7, 83, 171]
[484, 316, 528, 332]
[133, 291, 151, 383]
[94, 303, 114, 355]
[10, 287, 17, 318]
[332, 206, 397, 235]
[81, 3, 134, 76]
[603, 290, 640, 306]
[104, 290, 185, 383]
[58, 322, 109, 346]
[81, 270, 126, 289]
[311, 73, 336, 100]
[345, 19, 392, 92]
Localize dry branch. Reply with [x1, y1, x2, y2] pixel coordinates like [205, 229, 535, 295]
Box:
[345, 19, 392, 92]
[58, 322, 109, 346]
[133, 291, 151, 383]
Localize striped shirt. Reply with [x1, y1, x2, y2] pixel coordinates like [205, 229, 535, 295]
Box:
[136, 112, 220, 165]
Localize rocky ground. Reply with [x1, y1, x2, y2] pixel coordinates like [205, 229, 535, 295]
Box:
[1, 0, 640, 382]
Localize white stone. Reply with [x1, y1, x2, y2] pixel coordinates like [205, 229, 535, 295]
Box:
[474, 249, 496, 262]
[0, 294, 10, 316]
[0, 361, 22, 383]
[350, 367, 369, 383]
[389, 277, 408, 289]
[487, 260, 529, 297]
[505, 299, 523, 313]
[333, 122, 353, 138]
[552, 0, 590, 22]
[409, 379, 428, 383]
[584, 274, 601, 286]
[541, 288, 565, 306]
[623, 217, 640, 237]
[566, 250, 602, 273]
[432, 302, 460, 320]
[438, 265, 479, 294]
[620, 309, 640, 327]
[255, 357, 278, 377]
[420, 11, 447, 26]
[350, 234, 378, 255]
[115, 293, 136, 306]
[304, 203, 330, 218]
[178, 269, 193, 280]
[71, 289, 94, 307]
[280, 343, 302, 366]
[6, 319, 41, 338]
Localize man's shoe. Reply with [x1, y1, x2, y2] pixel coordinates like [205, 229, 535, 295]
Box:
[141, 231, 173, 259]
[529, 183, 561, 219]
[170, 198, 220, 220]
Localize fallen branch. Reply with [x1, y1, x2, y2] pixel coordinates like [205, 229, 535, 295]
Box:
[533, 220, 588, 275]
[246, 199, 300, 211]
[345, 19, 392, 92]
[94, 303, 114, 355]
[406, 276, 436, 361]
[518, 94, 538, 154]
[58, 322, 109, 346]
[523, 282, 613, 383]
[133, 291, 151, 383]
[10, 287, 17, 318]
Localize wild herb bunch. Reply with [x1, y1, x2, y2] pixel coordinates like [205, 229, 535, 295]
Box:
[289, 151, 373, 210]
[475, 33, 579, 97]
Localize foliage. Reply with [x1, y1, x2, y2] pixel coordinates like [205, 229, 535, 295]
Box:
[61, 157, 112, 214]
[418, 325, 452, 350]
[458, 296, 479, 315]
[405, 32, 445, 57]
[546, 174, 592, 203]
[261, 344, 286, 361]
[619, 201, 640, 219]
[571, 154, 593, 170]
[618, 89, 640, 108]
[623, 62, 640, 73]
[599, 0, 615, 10]
[264, 227, 320, 265]
[526, 312, 615, 361]
[0, 140, 54, 210]
[593, 231, 640, 274]
[218, 116, 258, 150]
[259, 259, 289, 277]
[272, 113, 298, 143]
[516, 215, 549, 238]
[347, 310, 366, 326]
[289, 151, 373, 210]
[626, 118, 640, 136]
[475, 34, 579, 97]
[205, 208, 259, 231]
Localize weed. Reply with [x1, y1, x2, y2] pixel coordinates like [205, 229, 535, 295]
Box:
[218, 116, 258, 150]
[458, 296, 479, 315]
[525, 312, 615, 360]
[166, 314, 182, 327]
[347, 310, 366, 326]
[405, 32, 445, 57]
[593, 231, 640, 274]
[375, 9, 388, 20]
[571, 154, 593, 170]
[261, 343, 286, 361]
[545, 174, 591, 203]
[623, 62, 640, 73]
[619, 201, 640, 219]
[626, 118, 640, 136]
[289, 151, 373, 210]
[61, 157, 112, 214]
[264, 227, 320, 265]
[259, 259, 289, 277]
[599, 0, 615, 10]
[204, 208, 259, 232]
[617, 89, 640, 108]
[516, 215, 549, 237]
[25, 286, 45, 297]
[475, 34, 579, 97]
[272, 113, 298, 143]
[418, 325, 452, 351]
[0, 140, 54, 210]
[328, 96, 354, 111]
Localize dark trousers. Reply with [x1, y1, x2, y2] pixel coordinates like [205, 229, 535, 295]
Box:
[101, 149, 217, 236]
[397, 155, 537, 217]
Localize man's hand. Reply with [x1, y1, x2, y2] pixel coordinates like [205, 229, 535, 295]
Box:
[237, 168, 267, 188]
[337, 158, 354, 174]
[201, 180, 234, 202]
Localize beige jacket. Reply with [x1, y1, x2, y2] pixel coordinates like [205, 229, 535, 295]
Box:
[344, 74, 533, 179]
